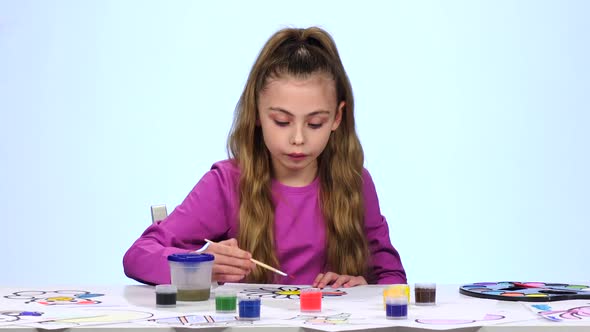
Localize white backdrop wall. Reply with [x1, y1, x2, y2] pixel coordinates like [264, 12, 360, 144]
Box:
[0, 0, 588, 285]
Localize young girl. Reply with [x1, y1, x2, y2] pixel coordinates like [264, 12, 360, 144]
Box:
[123, 27, 406, 288]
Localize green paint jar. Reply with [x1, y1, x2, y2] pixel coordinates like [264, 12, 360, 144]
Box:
[215, 288, 237, 313]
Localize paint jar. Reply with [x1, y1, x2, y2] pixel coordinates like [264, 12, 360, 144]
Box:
[167, 253, 214, 301]
[300, 288, 322, 312]
[215, 288, 237, 313]
[385, 295, 408, 320]
[415, 283, 436, 305]
[238, 295, 261, 320]
[155, 284, 177, 307]
[383, 284, 410, 308]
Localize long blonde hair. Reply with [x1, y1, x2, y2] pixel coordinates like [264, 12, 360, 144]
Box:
[227, 27, 369, 283]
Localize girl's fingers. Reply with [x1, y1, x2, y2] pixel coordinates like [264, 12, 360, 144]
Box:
[330, 275, 351, 289]
[205, 239, 253, 272]
[213, 272, 246, 283]
[342, 276, 368, 288]
[210, 253, 252, 272]
[313, 272, 369, 288]
[312, 273, 324, 288]
[212, 263, 249, 283]
[316, 272, 338, 289]
[212, 264, 249, 276]
[209, 239, 252, 260]
[218, 238, 239, 248]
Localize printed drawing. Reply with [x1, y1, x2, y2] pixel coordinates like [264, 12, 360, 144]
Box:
[241, 286, 346, 299]
[0, 311, 43, 323]
[532, 304, 590, 321]
[38, 309, 154, 326]
[4, 290, 103, 305]
[416, 314, 505, 325]
[149, 315, 241, 326]
[289, 313, 351, 325]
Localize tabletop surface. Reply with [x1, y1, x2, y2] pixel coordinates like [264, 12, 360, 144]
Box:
[1, 283, 590, 331]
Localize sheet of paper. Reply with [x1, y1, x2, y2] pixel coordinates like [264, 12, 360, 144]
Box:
[526, 300, 590, 322]
[2, 284, 578, 331]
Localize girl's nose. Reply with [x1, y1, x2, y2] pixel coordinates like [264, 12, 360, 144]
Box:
[290, 126, 304, 145]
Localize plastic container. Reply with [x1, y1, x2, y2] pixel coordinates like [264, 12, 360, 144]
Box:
[415, 282, 436, 305]
[385, 295, 408, 320]
[155, 284, 177, 307]
[167, 253, 214, 301]
[300, 288, 322, 312]
[238, 295, 261, 320]
[215, 288, 237, 313]
[383, 284, 410, 308]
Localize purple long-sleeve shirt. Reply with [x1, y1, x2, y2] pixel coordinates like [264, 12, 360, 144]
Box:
[123, 160, 406, 285]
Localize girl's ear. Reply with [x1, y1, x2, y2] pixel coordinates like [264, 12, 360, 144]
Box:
[331, 101, 345, 131]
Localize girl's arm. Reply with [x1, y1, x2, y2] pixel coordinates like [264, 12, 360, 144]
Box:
[362, 169, 408, 284]
[122, 161, 246, 285]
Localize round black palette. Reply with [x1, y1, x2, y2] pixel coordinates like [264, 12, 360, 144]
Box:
[460, 282, 590, 302]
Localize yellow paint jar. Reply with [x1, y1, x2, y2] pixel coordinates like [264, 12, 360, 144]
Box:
[383, 284, 410, 308]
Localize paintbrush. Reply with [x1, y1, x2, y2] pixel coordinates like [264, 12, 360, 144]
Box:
[204, 239, 294, 278]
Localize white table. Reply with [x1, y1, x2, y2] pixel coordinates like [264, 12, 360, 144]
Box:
[1, 284, 589, 331]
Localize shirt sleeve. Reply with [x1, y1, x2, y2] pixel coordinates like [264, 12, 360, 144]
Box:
[122, 163, 237, 285]
[362, 169, 407, 284]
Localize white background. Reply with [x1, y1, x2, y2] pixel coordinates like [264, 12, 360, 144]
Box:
[1, 0, 588, 285]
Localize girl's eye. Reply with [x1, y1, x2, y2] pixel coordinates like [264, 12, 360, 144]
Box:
[308, 123, 323, 129]
[274, 120, 289, 127]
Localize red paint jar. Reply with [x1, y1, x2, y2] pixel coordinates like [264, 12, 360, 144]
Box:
[300, 288, 322, 312]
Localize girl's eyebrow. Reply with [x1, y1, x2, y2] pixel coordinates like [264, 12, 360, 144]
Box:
[268, 107, 331, 117]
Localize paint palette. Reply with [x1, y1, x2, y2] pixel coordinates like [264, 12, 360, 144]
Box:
[460, 282, 590, 302]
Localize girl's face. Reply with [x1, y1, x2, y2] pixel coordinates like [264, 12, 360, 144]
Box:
[258, 73, 343, 186]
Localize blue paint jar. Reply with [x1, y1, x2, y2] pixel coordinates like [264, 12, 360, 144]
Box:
[238, 295, 261, 320]
[385, 295, 408, 320]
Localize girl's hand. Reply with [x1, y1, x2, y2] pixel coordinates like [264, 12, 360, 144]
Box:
[203, 238, 255, 283]
[312, 272, 368, 289]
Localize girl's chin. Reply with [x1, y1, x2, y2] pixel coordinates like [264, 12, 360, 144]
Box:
[276, 157, 316, 171]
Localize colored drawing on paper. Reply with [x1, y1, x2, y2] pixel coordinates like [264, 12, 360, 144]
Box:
[416, 314, 505, 325]
[531, 304, 590, 322]
[0, 311, 43, 323]
[38, 309, 153, 327]
[460, 282, 590, 302]
[150, 315, 240, 326]
[241, 286, 346, 299]
[289, 313, 351, 325]
[4, 290, 103, 305]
